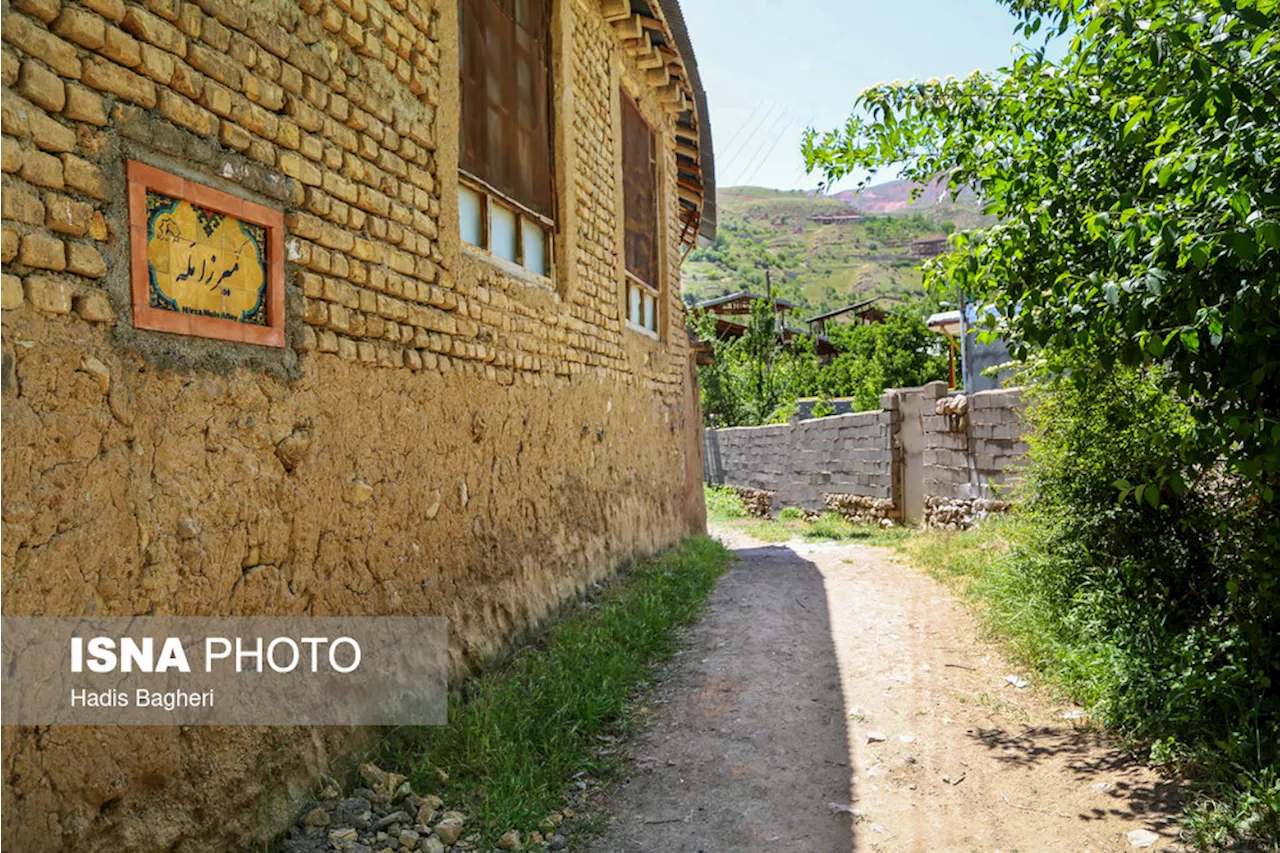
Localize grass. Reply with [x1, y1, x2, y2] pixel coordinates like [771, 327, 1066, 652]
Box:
[377, 536, 734, 846]
[706, 487, 913, 548]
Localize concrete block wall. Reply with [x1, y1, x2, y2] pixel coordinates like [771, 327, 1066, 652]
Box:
[704, 407, 897, 512]
[706, 382, 1026, 523]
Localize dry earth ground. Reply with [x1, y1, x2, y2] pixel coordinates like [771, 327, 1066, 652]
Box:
[584, 526, 1185, 853]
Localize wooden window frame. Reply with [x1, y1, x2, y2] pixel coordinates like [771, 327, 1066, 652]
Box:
[126, 160, 285, 348]
[459, 174, 554, 278]
[621, 90, 661, 337]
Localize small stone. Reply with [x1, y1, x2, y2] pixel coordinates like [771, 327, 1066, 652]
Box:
[329, 827, 359, 842]
[88, 211, 109, 240]
[276, 430, 311, 472]
[548, 834, 566, 850]
[865, 731, 887, 743]
[496, 829, 521, 850]
[432, 813, 464, 846]
[302, 806, 330, 827]
[398, 828, 420, 850]
[79, 356, 110, 393]
[420, 837, 445, 853]
[1128, 829, 1159, 848]
[350, 479, 374, 505]
[176, 518, 200, 539]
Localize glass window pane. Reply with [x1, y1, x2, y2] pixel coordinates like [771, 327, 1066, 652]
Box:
[629, 283, 642, 326]
[643, 291, 656, 332]
[489, 202, 518, 263]
[522, 218, 547, 277]
[459, 186, 484, 247]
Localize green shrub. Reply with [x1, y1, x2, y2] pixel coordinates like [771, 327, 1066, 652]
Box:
[777, 506, 807, 522]
[912, 366, 1279, 848]
[703, 485, 747, 521]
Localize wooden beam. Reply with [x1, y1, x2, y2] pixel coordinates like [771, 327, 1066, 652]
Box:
[601, 0, 630, 22]
[612, 14, 644, 41]
[675, 139, 699, 160]
[646, 65, 670, 87]
[635, 46, 666, 69]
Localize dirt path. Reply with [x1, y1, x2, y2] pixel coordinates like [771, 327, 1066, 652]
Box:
[584, 526, 1185, 852]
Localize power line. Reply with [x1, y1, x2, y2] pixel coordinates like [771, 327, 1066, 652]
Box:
[720, 102, 785, 180]
[733, 109, 792, 186]
[716, 99, 766, 166]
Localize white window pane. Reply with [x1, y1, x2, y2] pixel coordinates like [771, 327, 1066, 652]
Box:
[489, 203, 518, 263]
[459, 186, 484, 247]
[522, 218, 547, 277]
[629, 283, 642, 325]
[643, 291, 656, 331]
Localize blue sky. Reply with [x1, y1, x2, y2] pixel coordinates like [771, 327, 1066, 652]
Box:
[681, 0, 1025, 192]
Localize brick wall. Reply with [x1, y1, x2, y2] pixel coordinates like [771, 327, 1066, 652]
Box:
[1, 0, 708, 848]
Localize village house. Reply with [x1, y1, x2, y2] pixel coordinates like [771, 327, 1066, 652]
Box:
[0, 0, 715, 846]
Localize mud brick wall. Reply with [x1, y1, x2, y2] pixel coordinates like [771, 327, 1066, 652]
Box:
[704, 404, 898, 512]
[1, 0, 708, 848]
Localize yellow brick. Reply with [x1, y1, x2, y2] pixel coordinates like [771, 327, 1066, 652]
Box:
[82, 57, 157, 108]
[3, 13, 82, 78]
[1, 229, 19, 262]
[21, 147, 63, 187]
[23, 274, 72, 313]
[158, 89, 217, 137]
[1, 273, 23, 309]
[199, 79, 234, 117]
[64, 83, 109, 126]
[44, 193, 94, 235]
[219, 120, 252, 151]
[19, 232, 66, 270]
[83, 0, 124, 22]
[0, 133, 19, 170]
[53, 7, 106, 50]
[101, 25, 142, 67]
[18, 61, 65, 112]
[26, 107, 77, 153]
[187, 42, 241, 89]
[2, 48, 18, 88]
[61, 153, 106, 198]
[231, 96, 278, 138]
[67, 241, 107, 278]
[279, 150, 321, 186]
[121, 5, 186, 56]
[14, 0, 61, 25]
[138, 44, 175, 85]
[74, 289, 114, 320]
[168, 58, 204, 99]
[2, 98, 29, 142]
[2, 182, 45, 225]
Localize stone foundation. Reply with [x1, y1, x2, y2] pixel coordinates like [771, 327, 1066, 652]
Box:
[922, 496, 1012, 530]
[824, 493, 898, 524]
[730, 486, 773, 518]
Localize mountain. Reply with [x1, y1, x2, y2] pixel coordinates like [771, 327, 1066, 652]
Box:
[682, 182, 988, 319]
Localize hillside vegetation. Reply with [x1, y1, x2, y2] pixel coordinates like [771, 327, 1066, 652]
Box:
[682, 184, 988, 319]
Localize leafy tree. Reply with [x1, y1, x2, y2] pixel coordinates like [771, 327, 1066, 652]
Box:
[803, 0, 1280, 485]
[819, 315, 949, 411]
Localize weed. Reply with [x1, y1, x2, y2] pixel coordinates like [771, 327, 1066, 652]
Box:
[378, 537, 733, 846]
[704, 485, 747, 521]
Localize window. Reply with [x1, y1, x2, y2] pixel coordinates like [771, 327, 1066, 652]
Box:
[458, 0, 553, 277]
[621, 91, 659, 334]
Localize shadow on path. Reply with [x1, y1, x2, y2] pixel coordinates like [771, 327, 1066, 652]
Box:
[587, 544, 855, 853]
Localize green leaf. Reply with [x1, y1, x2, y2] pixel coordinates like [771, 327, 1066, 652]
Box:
[1180, 329, 1200, 352]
